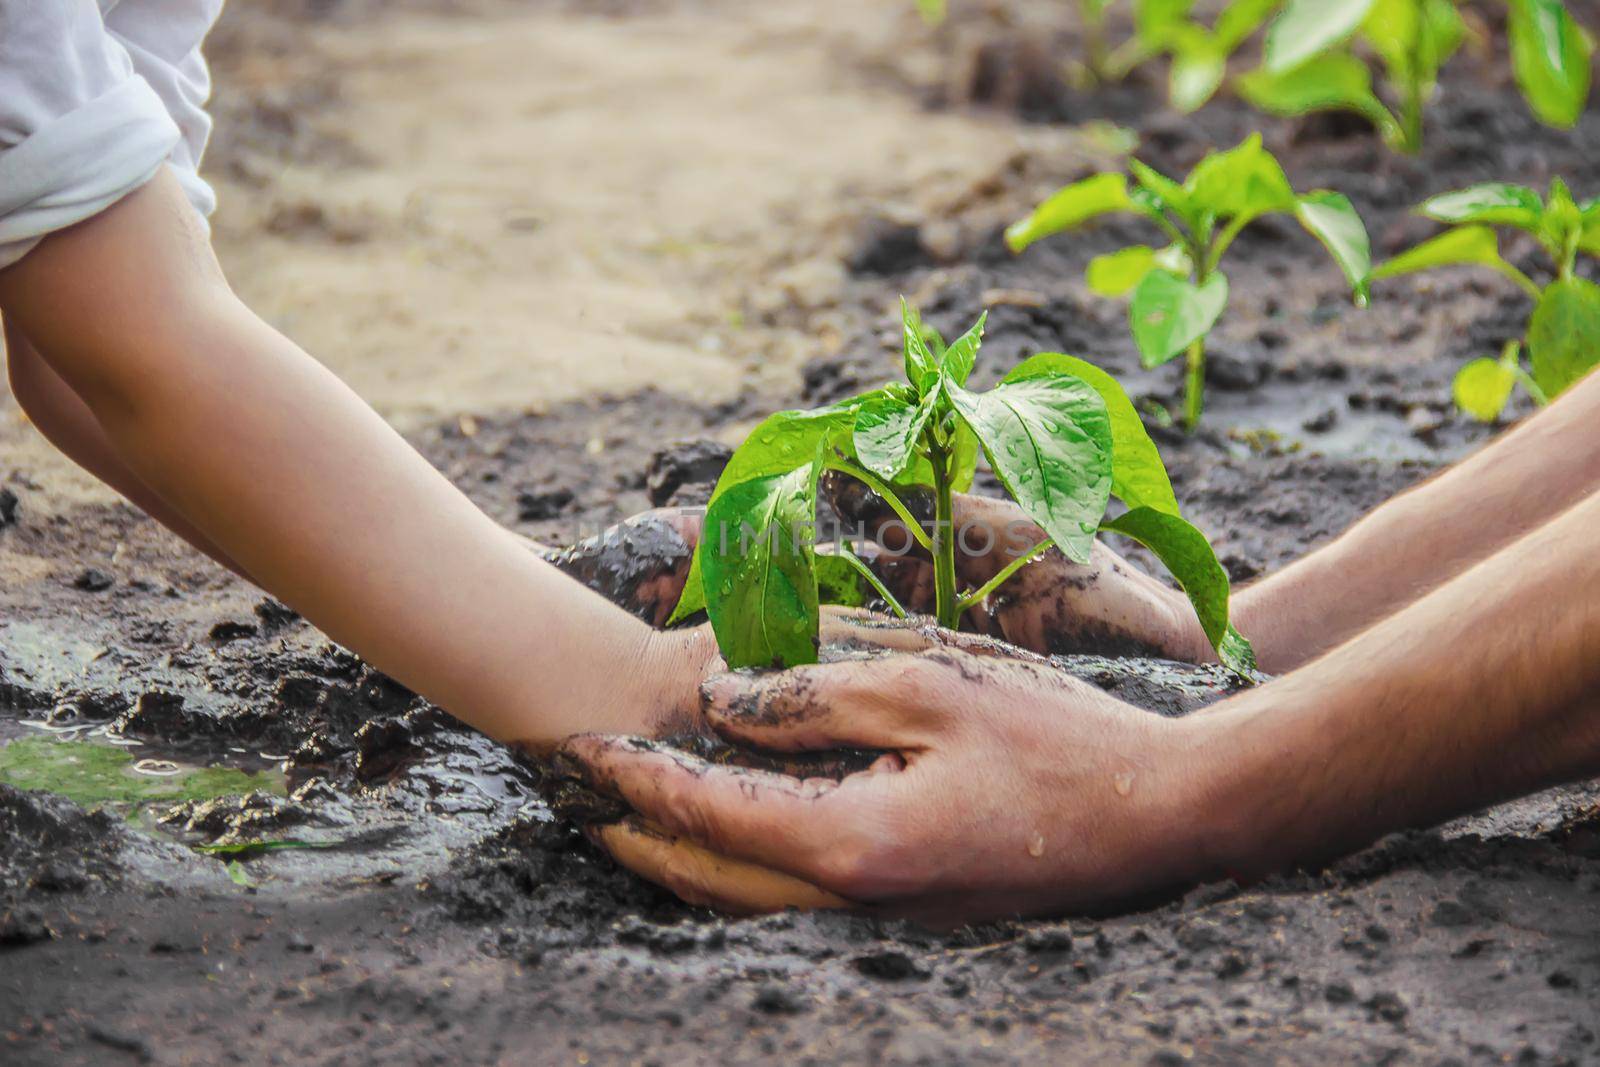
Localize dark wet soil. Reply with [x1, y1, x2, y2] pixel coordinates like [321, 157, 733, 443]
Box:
[6, 3, 1600, 1065]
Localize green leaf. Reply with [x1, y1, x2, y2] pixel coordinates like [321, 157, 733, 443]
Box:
[1129, 270, 1230, 367]
[1127, 159, 1193, 221]
[1238, 54, 1399, 142]
[902, 298, 939, 392]
[1185, 134, 1296, 218]
[1099, 507, 1252, 673]
[1508, 0, 1593, 129]
[1370, 225, 1505, 281]
[1452, 353, 1519, 423]
[701, 463, 821, 669]
[1218, 625, 1258, 677]
[1539, 176, 1585, 258]
[915, 0, 947, 26]
[853, 392, 933, 482]
[1364, 0, 1463, 87]
[224, 860, 255, 889]
[1215, 0, 1283, 51]
[939, 311, 988, 387]
[1264, 0, 1376, 73]
[1295, 191, 1373, 301]
[1004, 353, 1180, 516]
[945, 375, 1114, 564]
[1527, 277, 1600, 398]
[1136, 0, 1197, 46]
[668, 401, 862, 624]
[1421, 183, 1545, 231]
[814, 551, 870, 608]
[1005, 173, 1134, 253]
[1170, 48, 1228, 113]
[948, 417, 980, 493]
[1087, 246, 1160, 297]
[823, 546, 908, 617]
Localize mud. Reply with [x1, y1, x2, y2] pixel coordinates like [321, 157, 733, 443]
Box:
[5, 1, 1600, 1064]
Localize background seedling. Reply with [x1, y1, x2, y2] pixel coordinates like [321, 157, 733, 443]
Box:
[916, 0, 1281, 106]
[1241, 0, 1593, 153]
[1371, 178, 1600, 420]
[670, 302, 1255, 677]
[1006, 134, 1372, 429]
[1112, 0, 1282, 111]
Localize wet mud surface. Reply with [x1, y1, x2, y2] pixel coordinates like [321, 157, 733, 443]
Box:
[6, 3, 1600, 1065]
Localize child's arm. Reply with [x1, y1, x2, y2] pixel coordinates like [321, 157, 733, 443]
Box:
[0, 168, 713, 746]
[5, 321, 251, 578]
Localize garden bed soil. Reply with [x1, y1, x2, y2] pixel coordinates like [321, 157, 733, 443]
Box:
[4, 1, 1600, 1064]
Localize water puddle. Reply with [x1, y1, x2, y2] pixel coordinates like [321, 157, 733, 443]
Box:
[0, 733, 285, 825]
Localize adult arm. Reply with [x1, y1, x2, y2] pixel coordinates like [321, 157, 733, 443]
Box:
[849, 371, 1600, 674]
[1230, 371, 1600, 672]
[561, 487, 1600, 922]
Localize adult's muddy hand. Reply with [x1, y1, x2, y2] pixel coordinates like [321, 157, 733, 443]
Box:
[540, 489, 1215, 667]
[825, 475, 1212, 662]
[558, 648, 1224, 924]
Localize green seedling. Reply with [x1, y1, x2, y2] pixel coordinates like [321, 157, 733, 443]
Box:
[1242, 0, 1592, 153]
[669, 301, 1255, 677]
[1505, 0, 1595, 127]
[1371, 178, 1600, 420]
[1108, 0, 1283, 110]
[913, 0, 1276, 103]
[1005, 134, 1372, 429]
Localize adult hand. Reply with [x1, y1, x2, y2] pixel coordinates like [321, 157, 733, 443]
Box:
[539, 485, 1214, 665]
[558, 648, 1224, 924]
[826, 477, 1212, 662]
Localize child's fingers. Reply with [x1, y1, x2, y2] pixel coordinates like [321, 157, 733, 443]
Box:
[588, 815, 854, 915]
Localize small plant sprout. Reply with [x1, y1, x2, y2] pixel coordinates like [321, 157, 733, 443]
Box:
[1241, 0, 1593, 153]
[1371, 179, 1600, 421]
[669, 301, 1256, 677]
[1505, 0, 1594, 128]
[1113, 0, 1282, 111]
[1005, 134, 1373, 429]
